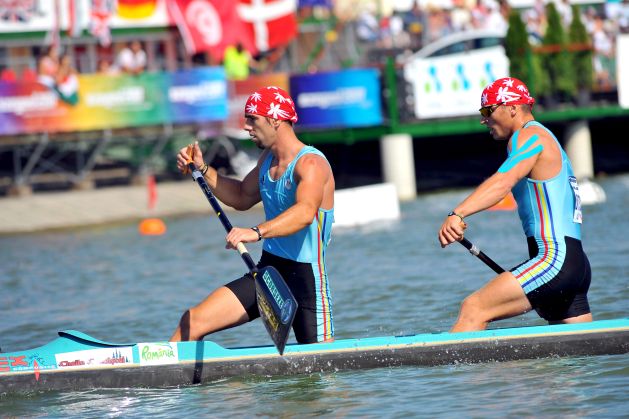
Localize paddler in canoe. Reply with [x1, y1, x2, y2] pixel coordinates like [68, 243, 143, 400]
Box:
[171, 86, 336, 346]
[438, 77, 593, 332]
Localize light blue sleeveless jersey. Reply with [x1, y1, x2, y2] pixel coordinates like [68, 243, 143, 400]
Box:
[258, 146, 335, 264]
[510, 121, 583, 292]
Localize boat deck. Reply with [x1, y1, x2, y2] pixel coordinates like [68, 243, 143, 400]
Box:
[2, 318, 628, 394]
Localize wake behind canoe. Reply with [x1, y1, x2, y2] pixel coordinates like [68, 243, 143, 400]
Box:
[1, 318, 628, 395]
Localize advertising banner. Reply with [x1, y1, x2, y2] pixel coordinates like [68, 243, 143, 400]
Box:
[404, 46, 509, 119]
[0, 67, 227, 136]
[289, 69, 383, 129]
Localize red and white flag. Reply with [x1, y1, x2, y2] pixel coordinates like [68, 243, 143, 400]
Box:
[90, 0, 113, 46]
[45, 0, 61, 48]
[67, 0, 84, 37]
[167, 0, 253, 61]
[237, 0, 298, 55]
[147, 174, 158, 211]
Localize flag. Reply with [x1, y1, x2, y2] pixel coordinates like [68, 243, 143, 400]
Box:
[67, 0, 84, 37]
[147, 174, 157, 210]
[90, 0, 113, 46]
[167, 0, 253, 61]
[237, 0, 298, 54]
[117, 0, 157, 19]
[0, 0, 39, 23]
[45, 0, 61, 48]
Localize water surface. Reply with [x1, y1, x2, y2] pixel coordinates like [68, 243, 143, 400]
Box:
[1, 175, 628, 417]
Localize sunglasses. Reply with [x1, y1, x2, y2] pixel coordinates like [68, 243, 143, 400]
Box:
[479, 103, 503, 118]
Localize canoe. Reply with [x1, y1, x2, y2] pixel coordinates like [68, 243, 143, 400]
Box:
[1, 318, 628, 395]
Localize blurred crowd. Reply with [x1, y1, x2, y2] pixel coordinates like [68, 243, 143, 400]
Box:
[353, 0, 628, 88]
[0, 40, 148, 105]
[0, 0, 627, 90]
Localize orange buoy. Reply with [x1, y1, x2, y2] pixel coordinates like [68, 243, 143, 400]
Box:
[489, 192, 517, 211]
[138, 218, 167, 236]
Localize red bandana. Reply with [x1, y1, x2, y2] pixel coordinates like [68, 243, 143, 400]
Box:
[244, 86, 298, 123]
[481, 77, 535, 107]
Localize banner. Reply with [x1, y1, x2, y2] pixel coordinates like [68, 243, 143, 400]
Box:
[403, 43, 509, 119]
[289, 69, 383, 129]
[167, 0, 251, 60]
[0, 0, 170, 34]
[0, 67, 227, 135]
[237, 0, 298, 54]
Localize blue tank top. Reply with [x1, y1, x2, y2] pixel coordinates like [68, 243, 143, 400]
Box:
[511, 121, 583, 242]
[258, 146, 334, 264]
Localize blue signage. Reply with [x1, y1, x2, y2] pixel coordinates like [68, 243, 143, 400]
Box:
[166, 67, 228, 123]
[290, 69, 383, 129]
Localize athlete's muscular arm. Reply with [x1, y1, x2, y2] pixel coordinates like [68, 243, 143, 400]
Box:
[177, 143, 263, 211]
[438, 128, 548, 247]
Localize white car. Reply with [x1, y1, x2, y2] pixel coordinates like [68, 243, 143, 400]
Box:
[402, 29, 509, 119]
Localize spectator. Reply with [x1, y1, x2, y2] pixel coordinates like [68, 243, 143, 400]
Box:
[403, 2, 426, 49]
[97, 58, 120, 75]
[471, 0, 490, 29]
[591, 14, 615, 89]
[37, 45, 60, 87]
[116, 40, 146, 75]
[451, 0, 473, 32]
[425, 7, 452, 44]
[483, 0, 508, 32]
[525, 9, 544, 45]
[1, 67, 16, 82]
[55, 55, 79, 105]
[223, 43, 260, 80]
[621, 0, 629, 33]
[21, 68, 38, 83]
[556, 0, 573, 27]
[356, 8, 380, 43]
[389, 12, 410, 48]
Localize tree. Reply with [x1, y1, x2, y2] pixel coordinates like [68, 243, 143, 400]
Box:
[568, 5, 593, 105]
[541, 2, 576, 105]
[505, 10, 531, 84]
[504, 9, 547, 100]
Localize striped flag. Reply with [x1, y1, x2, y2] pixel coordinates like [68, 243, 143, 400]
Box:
[67, 0, 84, 37]
[167, 0, 252, 60]
[45, 0, 62, 48]
[90, 0, 113, 46]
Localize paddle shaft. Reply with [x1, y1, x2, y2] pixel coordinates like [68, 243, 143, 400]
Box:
[187, 162, 257, 272]
[459, 238, 505, 274]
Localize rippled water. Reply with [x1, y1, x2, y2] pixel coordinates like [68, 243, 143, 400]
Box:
[1, 175, 628, 417]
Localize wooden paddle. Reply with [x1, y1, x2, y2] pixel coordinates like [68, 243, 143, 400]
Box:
[185, 146, 297, 355]
[459, 238, 505, 274]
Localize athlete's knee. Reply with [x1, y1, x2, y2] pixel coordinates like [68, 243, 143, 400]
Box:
[458, 294, 492, 324]
[459, 294, 482, 316]
[177, 308, 207, 341]
[176, 310, 193, 341]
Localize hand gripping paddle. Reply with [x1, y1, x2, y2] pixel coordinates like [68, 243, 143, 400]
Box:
[185, 146, 297, 354]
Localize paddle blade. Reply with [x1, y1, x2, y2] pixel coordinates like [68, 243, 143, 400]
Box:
[254, 266, 298, 355]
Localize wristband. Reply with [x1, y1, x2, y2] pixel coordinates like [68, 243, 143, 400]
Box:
[448, 211, 464, 222]
[251, 226, 262, 241]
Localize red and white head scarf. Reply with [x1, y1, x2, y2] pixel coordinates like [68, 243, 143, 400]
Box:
[244, 86, 298, 123]
[481, 77, 535, 107]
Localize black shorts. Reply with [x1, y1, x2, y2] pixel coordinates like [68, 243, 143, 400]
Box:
[225, 251, 334, 344]
[512, 236, 591, 322]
